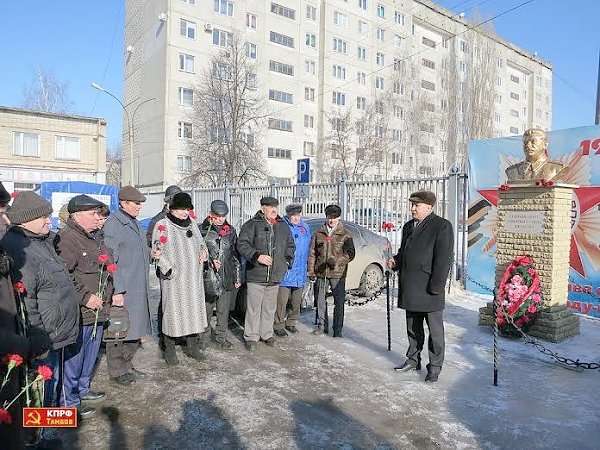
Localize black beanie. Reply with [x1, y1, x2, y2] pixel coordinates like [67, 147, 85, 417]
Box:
[6, 192, 53, 225]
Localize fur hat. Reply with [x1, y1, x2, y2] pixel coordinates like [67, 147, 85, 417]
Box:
[169, 192, 193, 210]
[324, 204, 342, 218]
[409, 190, 436, 206]
[6, 192, 52, 225]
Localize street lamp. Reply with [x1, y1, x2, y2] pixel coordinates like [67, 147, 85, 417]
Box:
[91, 82, 155, 187]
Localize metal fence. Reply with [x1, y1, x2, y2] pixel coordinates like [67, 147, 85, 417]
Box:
[139, 174, 468, 281]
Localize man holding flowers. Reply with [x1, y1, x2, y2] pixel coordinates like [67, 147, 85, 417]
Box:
[55, 194, 115, 418]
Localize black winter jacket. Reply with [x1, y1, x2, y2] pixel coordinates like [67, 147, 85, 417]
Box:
[1, 227, 80, 350]
[199, 219, 241, 292]
[237, 211, 295, 284]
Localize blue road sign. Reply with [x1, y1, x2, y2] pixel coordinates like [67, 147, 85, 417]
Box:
[297, 158, 310, 183]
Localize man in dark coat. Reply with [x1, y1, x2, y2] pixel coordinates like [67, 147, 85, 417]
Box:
[200, 200, 241, 350]
[103, 186, 157, 385]
[237, 196, 295, 351]
[388, 190, 453, 382]
[55, 195, 115, 417]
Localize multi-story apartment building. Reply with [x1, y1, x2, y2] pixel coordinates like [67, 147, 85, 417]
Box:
[0, 106, 107, 192]
[124, 0, 552, 188]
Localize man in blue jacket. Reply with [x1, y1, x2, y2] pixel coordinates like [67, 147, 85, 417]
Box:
[274, 204, 311, 336]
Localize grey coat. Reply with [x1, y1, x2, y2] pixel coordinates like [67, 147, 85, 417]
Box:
[103, 209, 152, 340]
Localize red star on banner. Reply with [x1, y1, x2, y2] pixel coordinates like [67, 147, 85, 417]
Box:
[477, 187, 600, 277]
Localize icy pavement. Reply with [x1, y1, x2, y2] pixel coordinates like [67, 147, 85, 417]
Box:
[54, 284, 600, 449]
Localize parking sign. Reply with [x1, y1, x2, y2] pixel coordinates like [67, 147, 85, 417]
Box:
[297, 158, 310, 184]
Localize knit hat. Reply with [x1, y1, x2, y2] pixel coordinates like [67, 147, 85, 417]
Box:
[6, 192, 53, 225]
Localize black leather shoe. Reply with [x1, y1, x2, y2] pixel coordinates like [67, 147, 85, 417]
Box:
[217, 340, 233, 350]
[77, 405, 96, 419]
[285, 325, 298, 333]
[111, 373, 136, 386]
[245, 341, 257, 352]
[262, 337, 276, 347]
[81, 391, 106, 403]
[274, 329, 288, 337]
[394, 360, 421, 372]
[425, 372, 439, 382]
[130, 368, 147, 379]
[333, 331, 342, 338]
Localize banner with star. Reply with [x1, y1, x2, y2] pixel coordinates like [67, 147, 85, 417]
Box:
[467, 125, 600, 319]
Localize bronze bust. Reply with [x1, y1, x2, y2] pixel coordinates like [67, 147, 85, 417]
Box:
[505, 128, 568, 182]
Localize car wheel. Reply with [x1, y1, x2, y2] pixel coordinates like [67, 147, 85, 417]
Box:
[358, 264, 384, 297]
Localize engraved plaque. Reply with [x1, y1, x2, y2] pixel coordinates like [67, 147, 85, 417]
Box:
[504, 211, 546, 235]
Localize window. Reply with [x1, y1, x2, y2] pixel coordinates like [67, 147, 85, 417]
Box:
[536, 92, 542, 101]
[392, 130, 401, 141]
[536, 76, 542, 87]
[395, 35, 403, 48]
[442, 37, 449, 49]
[305, 60, 316, 75]
[358, 0, 367, 10]
[523, 106, 527, 116]
[333, 11, 347, 27]
[179, 19, 196, 39]
[214, 0, 233, 16]
[178, 87, 194, 106]
[459, 40, 469, 52]
[394, 11, 405, 25]
[510, 92, 520, 100]
[303, 141, 315, 156]
[421, 80, 435, 91]
[422, 58, 435, 70]
[246, 13, 257, 29]
[496, 76, 502, 87]
[304, 87, 315, 102]
[420, 145, 433, 154]
[393, 82, 404, 95]
[376, 52, 385, 66]
[393, 106, 403, 118]
[377, 4, 385, 18]
[246, 73, 257, 89]
[357, 46, 366, 60]
[358, 21, 368, 35]
[270, 31, 294, 48]
[333, 38, 347, 54]
[212, 62, 232, 80]
[177, 155, 192, 172]
[271, 3, 295, 19]
[182, 0, 196, 4]
[305, 33, 316, 48]
[356, 123, 365, 135]
[356, 96, 366, 110]
[177, 122, 193, 139]
[270, 60, 294, 76]
[306, 5, 316, 20]
[375, 101, 384, 114]
[246, 42, 257, 59]
[332, 91, 346, 106]
[391, 152, 400, 164]
[393, 58, 404, 72]
[496, 58, 504, 68]
[213, 28, 233, 47]
[495, 94, 502, 104]
[422, 36, 435, 48]
[376, 28, 385, 41]
[510, 109, 520, 118]
[268, 118, 293, 131]
[55, 136, 79, 160]
[242, 133, 255, 147]
[268, 147, 292, 159]
[333, 65, 346, 79]
[356, 72, 366, 85]
[510, 126, 519, 134]
[424, 103, 435, 112]
[331, 118, 346, 132]
[374, 126, 384, 138]
[304, 114, 314, 128]
[269, 89, 293, 103]
[509, 74, 519, 84]
[211, 127, 231, 144]
[375, 76, 384, 90]
[179, 53, 195, 73]
[420, 123, 434, 133]
[440, 99, 447, 111]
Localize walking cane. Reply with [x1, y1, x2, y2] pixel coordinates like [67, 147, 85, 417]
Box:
[492, 288, 499, 387]
[386, 271, 391, 351]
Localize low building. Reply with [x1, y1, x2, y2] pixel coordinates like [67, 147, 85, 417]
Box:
[0, 106, 107, 192]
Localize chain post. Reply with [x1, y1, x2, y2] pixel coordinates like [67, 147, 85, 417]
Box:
[493, 288, 498, 387]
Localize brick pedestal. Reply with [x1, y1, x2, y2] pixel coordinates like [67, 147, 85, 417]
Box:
[478, 182, 580, 342]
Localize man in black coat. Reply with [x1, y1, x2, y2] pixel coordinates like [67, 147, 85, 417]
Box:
[388, 190, 453, 382]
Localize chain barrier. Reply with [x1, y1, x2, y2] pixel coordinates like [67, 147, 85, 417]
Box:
[465, 272, 600, 371]
[344, 271, 395, 307]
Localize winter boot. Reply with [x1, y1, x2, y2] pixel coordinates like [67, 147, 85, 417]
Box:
[184, 335, 206, 362]
[163, 335, 179, 366]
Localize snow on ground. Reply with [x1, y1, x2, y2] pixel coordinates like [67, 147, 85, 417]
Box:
[53, 280, 600, 449]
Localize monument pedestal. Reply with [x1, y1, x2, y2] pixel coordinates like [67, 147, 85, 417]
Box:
[478, 182, 580, 343]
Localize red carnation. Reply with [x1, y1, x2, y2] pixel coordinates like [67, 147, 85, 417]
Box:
[159, 235, 168, 245]
[97, 253, 110, 264]
[218, 229, 227, 237]
[325, 236, 332, 242]
[37, 365, 53, 381]
[188, 209, 197, 220]
[10, 192, 18, 199]
[157, 224, 166, 232]
[5, 354, 24, 368]
[0, 408, 12, 425]
[13, 281, 25, 294]
[106, 263, 118, 274]
[300, 226, 306, 233]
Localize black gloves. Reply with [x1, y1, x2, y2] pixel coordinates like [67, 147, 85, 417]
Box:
[28, 329, 52, 358]
[309, 276, 316, 282]
[326, 258, 336, 269]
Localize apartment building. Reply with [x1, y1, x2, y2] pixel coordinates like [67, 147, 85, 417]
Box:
[124, 0, 552, 188]
[0, 106, 107, 192]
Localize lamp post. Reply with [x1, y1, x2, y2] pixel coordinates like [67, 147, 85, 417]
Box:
[91, 83, 155, 187]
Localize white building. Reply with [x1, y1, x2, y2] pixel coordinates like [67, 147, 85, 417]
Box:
[124, 0, 552, 188]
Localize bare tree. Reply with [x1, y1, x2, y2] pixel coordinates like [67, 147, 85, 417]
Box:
[184, 36, 268, 187]
[22, 68, 74, 114]
[105, 142, 122, 187]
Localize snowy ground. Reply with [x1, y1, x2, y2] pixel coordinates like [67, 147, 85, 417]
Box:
[52, 279, 600, 450]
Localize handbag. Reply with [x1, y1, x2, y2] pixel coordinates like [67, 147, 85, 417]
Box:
[204, 261, 224, 302]
[103, 306, 130, 341]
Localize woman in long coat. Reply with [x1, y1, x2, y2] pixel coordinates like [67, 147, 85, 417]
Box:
[152, 193, 208, 365]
